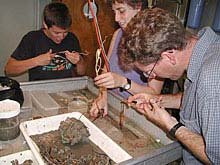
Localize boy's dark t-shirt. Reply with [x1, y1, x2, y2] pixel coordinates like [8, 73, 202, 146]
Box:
[11, 29, 81, 81]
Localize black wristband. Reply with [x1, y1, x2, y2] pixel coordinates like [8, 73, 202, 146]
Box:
[119, 78, 131, 92]
[168, 122, 185, 139]
[119, 87, 124, 92]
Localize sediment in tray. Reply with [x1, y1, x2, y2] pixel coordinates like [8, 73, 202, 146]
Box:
[30, 117, 113, 164]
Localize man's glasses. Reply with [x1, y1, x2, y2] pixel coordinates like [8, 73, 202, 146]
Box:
[141, 58, 159, 83]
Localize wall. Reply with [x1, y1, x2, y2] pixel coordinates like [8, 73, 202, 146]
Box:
[0, 0, 50, 82]
[0, 0, 115, 82]
[156, 0, 189, 25]
[59, 0, 117, 78]
[155, 0, 219, 32]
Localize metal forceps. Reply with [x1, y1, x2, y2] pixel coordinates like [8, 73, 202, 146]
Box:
[119, 100, 137, 129]
[54, 50, 89, 56]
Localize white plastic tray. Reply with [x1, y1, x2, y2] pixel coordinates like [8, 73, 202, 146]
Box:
[20, 112, 132, 164]
[0, 150, 38, 164]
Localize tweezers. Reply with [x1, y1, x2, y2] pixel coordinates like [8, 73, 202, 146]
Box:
[54, 51, 88, 56]
[121, 100, 137, 106]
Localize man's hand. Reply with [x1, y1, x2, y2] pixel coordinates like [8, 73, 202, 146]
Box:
[144, 99, 178, 132]
[127, 93, 159, 110]
[65, 51, 81, 64]
[127, 93, 177, 132]
[35, 49, 54, 66]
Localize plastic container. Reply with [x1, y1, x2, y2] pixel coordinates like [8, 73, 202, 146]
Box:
[20, 112, 132, 164]
[0, 99, 20, 141]
[68, 96, 88, 113]
[0, 76, 24, 106]
[0, 150, 38, 164]
[31, 91, 60, 116]
[20, 91, 32, 122]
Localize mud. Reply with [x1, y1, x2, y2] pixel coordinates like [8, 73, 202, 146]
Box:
[31, 117, 113, 165]
[59, 117, 89, 145]
[49, 89, 163, 158]
[11, 159, 33, 165]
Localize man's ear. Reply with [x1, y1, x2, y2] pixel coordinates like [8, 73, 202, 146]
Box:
[42, 21, 48, 29]
[161, 50, 176, 65]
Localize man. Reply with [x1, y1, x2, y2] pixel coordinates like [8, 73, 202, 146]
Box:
[118, 8, 220, 164]
[5, 2, 86, 81]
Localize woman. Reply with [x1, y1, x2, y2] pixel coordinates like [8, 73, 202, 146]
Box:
[90, 0, 164, 117]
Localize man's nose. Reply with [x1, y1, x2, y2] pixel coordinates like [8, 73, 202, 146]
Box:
[58, 33, 65, 40]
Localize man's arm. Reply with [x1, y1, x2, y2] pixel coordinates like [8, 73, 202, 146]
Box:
[123, 77, 164, 95]
[159, 92, 183, 109]
[148, 101, 211, 164]
[175, 126, 211, 164]
[5, 57, 37, 76]
[5, 50, 54, 77]
[127, 92, 183, 110]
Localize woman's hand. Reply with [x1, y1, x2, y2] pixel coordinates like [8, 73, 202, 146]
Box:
[94, 72, 126, 88]
[89, 95, 108, 117]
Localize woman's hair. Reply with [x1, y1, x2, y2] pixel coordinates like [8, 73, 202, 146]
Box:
[112, 0, 148, 10]
[118, 8, 191, 70]
[43, 2, 72, 29]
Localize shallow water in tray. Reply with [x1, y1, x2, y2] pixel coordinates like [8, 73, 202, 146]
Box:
[49, 89, 163, 157]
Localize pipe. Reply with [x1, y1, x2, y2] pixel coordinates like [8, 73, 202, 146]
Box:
[187, 0, 205, 29]
[212, 1, 220, 32]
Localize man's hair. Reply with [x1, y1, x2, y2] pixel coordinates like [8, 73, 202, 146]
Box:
[43, 2, 72, 29]
[118, 8, 191, 70]
[112, 0, 148, 10]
